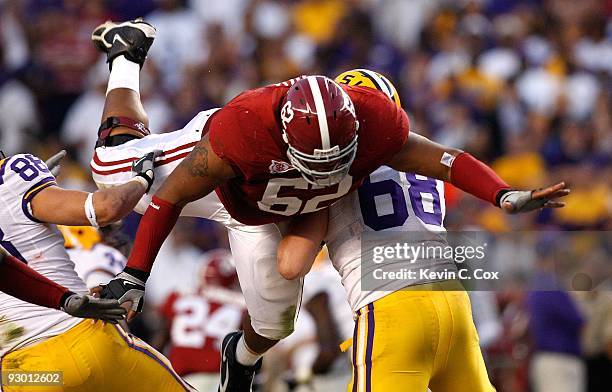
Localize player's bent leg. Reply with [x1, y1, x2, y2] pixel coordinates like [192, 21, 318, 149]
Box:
[428, 289, 496, 392]
[93, 19, 155, 131]
[218, 223, 303, 390]
[1, 320, 195, 392]
[347, 292, 433, 392]
[90, 109, 228, 221]
[229, 223, 303, 342]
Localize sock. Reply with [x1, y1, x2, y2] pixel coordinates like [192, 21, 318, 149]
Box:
[235, 335, 262, 366]
[107, 55, 140, 96]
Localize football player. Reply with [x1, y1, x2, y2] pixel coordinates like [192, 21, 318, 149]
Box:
[89, 20, 568, 391]
[58, 225, 126, 289]
[0, 150, 197, 391]
[154, 250, 245, 392]
[274, 69, 518, 391]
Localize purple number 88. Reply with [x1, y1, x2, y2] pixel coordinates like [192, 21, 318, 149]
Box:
[357, 171, 443, 231]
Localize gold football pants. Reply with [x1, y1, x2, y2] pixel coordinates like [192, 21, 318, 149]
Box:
[1, 320, 195, 392]
[348, 282, 495, 392]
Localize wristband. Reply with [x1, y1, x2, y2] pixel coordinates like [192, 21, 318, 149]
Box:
[84, 193, 99, 228]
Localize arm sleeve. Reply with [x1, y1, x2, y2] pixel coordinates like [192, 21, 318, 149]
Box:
[125, 195, 182, 278]
[450, 152, 510, 206]
[0, 251, 70, 309]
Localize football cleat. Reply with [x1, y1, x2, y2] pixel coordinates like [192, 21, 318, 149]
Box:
[91, 18, 156, 69]
[218, 332, 262, 392]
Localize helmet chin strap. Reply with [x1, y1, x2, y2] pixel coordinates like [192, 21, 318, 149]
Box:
[0, 150, 6, 160]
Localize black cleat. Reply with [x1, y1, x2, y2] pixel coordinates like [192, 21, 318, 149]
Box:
[91, 18, 156, 69]
[218, 332, 262, 392]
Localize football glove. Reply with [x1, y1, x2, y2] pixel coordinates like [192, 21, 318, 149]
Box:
[61, 293, 126, 323]
[45, 150, 67, 177]
[132, 150, 161, 193]
[499, 182, 570, 214]
[100, 271, 146, 314]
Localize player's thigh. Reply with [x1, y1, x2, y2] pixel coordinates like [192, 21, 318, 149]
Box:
[100, 325, 195, 392]
[228, 223, 303, 340]
[349, 295, 434, 392]
[1, 339, 81, 392]
[429, 291, 495, 392]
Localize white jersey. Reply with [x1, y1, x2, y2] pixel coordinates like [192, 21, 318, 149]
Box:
[0, 154, 86, 356]
[69, 244, 126, 289]
[325, 166, 456, 311]
[91, 109, 230, 224]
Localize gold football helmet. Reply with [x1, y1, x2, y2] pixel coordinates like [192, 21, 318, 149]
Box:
[58, 225, 101, 250]
[335, 68, 401, 107]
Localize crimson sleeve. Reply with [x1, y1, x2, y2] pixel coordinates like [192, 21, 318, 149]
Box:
[0, 252, 70, 309]
[450, 152, 510, 206]
[125, 195, 182, 279]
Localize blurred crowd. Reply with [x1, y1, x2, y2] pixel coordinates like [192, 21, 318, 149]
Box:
[0, 0, 610, 391]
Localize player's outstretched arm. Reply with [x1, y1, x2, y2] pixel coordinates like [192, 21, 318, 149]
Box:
[0, 249, 126, 323]
[387, 133, 570, 213]
[277, 209, 329, 280]
[104, 136, 235, 320]
[31, 151, 159, 227]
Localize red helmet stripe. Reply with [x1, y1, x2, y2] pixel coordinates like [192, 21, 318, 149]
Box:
[307, 76, 331, 149]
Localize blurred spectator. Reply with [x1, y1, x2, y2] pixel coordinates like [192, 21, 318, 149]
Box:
[526, 258, 586, 392]
[576, 290, 612, 392]
[147, 0, 207, 93]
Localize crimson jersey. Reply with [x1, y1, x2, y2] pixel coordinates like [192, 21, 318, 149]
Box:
[209, 79, 409, 225]
[159, 288, 245, 375]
